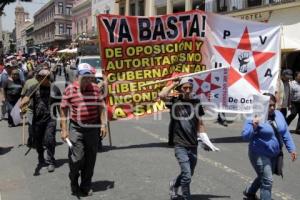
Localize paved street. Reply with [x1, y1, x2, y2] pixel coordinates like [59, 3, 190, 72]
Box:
[1, 106, 300, 200]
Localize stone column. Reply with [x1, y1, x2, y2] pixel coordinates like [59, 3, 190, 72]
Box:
[135, 0, 139, 15]
[125, 0, 130, 15]
[145, 0, 155, 16]
[185, 0, 192, 11]
[167, 0, 173, 14]
[114, 1, 120, 14]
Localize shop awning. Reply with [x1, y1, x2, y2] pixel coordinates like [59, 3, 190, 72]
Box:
[281, 24, 300, 52]
[57, 48, 77, 54]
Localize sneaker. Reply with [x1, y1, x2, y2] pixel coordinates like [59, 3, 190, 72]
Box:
[47, 164, 55, 173]
[222, 121, 228, 127]
[169, 180, 179, 199]
[243, 189, 259, 200]
[8, 124, 15, 128]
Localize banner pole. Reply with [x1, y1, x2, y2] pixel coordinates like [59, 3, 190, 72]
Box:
[107, 121, 112, 147]
[22, 115, 26, 146]
[142, 67, 229, 87]
[101, 71, 112, 147]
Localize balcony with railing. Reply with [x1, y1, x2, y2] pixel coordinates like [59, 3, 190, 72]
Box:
[205, 0, 300, 13]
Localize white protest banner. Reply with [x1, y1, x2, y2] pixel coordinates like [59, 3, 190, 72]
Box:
[208, 13, 280, 113]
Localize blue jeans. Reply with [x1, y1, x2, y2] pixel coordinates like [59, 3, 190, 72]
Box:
[174, 146, 197, 200]
[246, 151, 276, 200]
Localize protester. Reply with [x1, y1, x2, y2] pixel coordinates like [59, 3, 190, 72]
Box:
[217, 112, 228, 126]
[242, 93, 297, 200]
[22, 57, 34, 77]
[286, 71, 300, 133]
[27, 58, 34, 72]
[16, 60, 25, 84]
[159, 77, 219, 200]
[0, 58, 5, 121]
[276, 69, 292, 119]
[2, 63, 23, 127]
[20, 70, 39, 147]
[60, 63, 107, 196]
[22, 69, 61, 172]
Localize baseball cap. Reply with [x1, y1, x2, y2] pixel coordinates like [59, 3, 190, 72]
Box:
[5, 60, 17, 68]
[5, 63, 12, 68]
[77, 63, 96, 75]
[282, 69, 293, 78]
[178, 77, 193, 86]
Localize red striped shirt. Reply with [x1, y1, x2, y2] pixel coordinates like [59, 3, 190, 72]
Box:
[61, 81, 102, 124]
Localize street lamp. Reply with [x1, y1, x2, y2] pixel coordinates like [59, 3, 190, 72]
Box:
[78, 32, 89, 44]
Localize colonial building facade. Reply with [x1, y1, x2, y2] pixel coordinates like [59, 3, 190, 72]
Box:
[33, 0, 73, 50]
[15, 3, 30, 53]
[72, 0, 92, 41]
[18, 20, 32, 54]
[114, 0, 203, 16]
[92, 0, 115, 33]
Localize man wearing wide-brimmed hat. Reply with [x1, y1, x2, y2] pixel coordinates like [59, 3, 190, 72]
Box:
[22, 68, 61, 172]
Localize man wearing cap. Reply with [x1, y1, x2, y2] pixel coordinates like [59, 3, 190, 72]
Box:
[276, 69, 293, 118]
[287, 71, 300, 133]
[60, 63, 107, 196]
[159, 77, 219, 200]
[22, 68, 61, 172]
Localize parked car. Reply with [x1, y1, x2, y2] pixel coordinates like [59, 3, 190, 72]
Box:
[65, 55, 102, 85]
[76, 56, 102, 81]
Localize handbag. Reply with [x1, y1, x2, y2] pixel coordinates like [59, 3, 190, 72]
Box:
[269, 120, 284, 178]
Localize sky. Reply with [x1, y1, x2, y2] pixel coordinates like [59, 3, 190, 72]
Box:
[2, 0, 49, 32]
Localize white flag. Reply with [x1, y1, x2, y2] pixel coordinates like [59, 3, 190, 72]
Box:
[191, 67, 229, 108]
[10, 99, 22, 126]
[207, 12, 280, 113]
